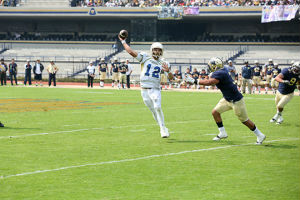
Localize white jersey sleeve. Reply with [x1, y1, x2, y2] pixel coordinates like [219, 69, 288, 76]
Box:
[135, 52, 149, 64]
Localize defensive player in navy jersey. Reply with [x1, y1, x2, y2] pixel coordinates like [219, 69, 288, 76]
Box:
[98, 58, 108, 87]
[110, 58, 120, 87]
[198, 57, 266, 144]
[252, 60, 263, 94]
[270, 63, 281, 94]
[270, 62, 300, 124]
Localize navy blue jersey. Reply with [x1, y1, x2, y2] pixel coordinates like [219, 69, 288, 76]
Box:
[174, 72, 182, 79]
[278, 68, 300, 95]
[192, 71, 199, 79]
[112, 62, 120, 73]
[119, 64, 128, 74]
[211, 68, 243, 102]
[252, 65, 262, 77]
[242, 65, 252, 79]
[265, 64, 274, 75]
[200, 72, 208, 79]
[272, 68, 281, 78]
[99, 63, 107, 72]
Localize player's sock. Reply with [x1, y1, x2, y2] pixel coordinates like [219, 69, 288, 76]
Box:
[251, 126, 263, 137]
[216, 122, 227, 135]
[112, 83, 114, 87]
[258, 86, 261, 93]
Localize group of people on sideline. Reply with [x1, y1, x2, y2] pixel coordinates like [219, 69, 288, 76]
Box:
[86, 57, 133, 89]
[0, 58, 59, 87]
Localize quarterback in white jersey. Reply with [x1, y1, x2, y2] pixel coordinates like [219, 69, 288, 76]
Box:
[119, 33, 172, 138]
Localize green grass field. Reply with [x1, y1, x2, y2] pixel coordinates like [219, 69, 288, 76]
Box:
[0, 87, 299, 200]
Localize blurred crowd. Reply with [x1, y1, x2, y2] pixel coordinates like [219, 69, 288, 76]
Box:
[0, 0, 18, 6]
[70, 0, 300, 7]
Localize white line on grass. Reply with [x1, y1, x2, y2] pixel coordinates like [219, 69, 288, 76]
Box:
[0, 120, 206, 140]
[244, 97, 274, 101]
[1, 138, 298, 179]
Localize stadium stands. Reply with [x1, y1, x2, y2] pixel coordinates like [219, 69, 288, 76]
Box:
[70, 0, 300, 7]
[21, 0, 69, 7]
[0, 44, 298, 80]
[0, 32, 298, 43]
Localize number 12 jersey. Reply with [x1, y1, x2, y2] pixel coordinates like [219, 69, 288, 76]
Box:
[136, 52, 168, 89]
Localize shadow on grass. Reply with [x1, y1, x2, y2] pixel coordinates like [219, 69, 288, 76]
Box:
[264, 143, 298, 149]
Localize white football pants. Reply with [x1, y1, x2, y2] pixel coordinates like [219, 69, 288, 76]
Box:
[141, 88, 165, 128]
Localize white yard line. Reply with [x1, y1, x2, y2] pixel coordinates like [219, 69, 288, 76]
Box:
[244, 97, 274, 101]
[1, 138, 298, 179]
[0, 120, 206, 140]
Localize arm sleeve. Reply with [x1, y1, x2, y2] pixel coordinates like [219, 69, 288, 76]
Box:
[135, 52, 148, 63]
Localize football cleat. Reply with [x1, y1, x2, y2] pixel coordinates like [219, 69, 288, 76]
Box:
[213, 132, 228, 141]
[256, 134, 266, 145]
[270, 114, 279, 123]
[160, 127, 169, 138]
[276, 116, 283, 124]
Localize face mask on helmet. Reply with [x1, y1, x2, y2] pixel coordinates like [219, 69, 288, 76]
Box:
[291, 62, 300, 75]
[151, 43, 163, 59]
[208, 57, 223, 72]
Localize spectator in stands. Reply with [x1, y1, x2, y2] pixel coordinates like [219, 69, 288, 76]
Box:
[0, 59, 7, 86]
[9, 58, 18, 86]
[33, 59, 44, 86]
[126, 59, 133, 89]
[224, 60, 236, 81]
[264, 58, 274, 94]
[24, 60, 32, 86]
[47, 60, 59, 87]
[98, 58, 108, 87]
[252, 60, 263, 94]
[87, 61, 96, 88]
[241, 61, 253, 94]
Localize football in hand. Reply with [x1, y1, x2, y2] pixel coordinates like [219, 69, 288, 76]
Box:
[119, 30, 128, 40]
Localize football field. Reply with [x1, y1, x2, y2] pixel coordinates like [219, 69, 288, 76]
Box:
[0, 87, 299, 200]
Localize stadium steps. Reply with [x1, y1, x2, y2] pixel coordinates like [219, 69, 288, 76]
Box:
[21, 0, 69, 7]
[68, 43, 124, 78]
[226, 46, 249, 63]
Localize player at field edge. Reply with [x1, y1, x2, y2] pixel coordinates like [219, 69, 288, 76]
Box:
[270, 62, 300, 124]
[118, 31, 173, 138]
[198, 57, 266, 144]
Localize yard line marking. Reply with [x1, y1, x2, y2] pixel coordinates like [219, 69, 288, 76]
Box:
[1, 138, 298, 179]
[129, 129, 146, 132]
[0, 120, 206, 140]
[244, 97, 274, 101]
